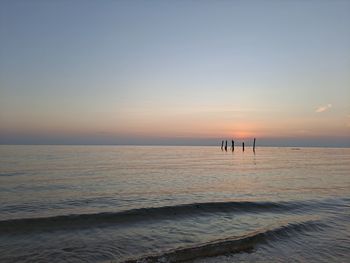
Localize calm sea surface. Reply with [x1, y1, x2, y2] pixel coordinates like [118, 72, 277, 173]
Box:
[0, 145, 349, 262]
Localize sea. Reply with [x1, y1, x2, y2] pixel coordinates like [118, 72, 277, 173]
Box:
[0, 145, 349, 263]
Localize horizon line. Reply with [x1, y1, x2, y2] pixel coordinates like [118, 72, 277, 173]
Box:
[1, 143, 349, 149]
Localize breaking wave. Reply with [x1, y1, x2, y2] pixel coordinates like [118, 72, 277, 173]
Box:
[0, 200, 301, 234]
[122, 220, 324, 263]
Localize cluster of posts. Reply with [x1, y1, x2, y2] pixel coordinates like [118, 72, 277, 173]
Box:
[221, 138, 256, 153]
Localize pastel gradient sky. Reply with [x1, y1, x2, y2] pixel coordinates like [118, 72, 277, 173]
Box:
[1, 0, 350, 146]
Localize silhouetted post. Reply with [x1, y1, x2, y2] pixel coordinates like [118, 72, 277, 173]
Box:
[225, 140, 228, 151]
[253, 138, 256, 153]
[231, 140, 234, 151]
[242, 142, 245, 152]
[221, 140, 224, 150]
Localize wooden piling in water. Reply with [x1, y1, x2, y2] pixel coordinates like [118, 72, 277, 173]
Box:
[231, 140, 234, 152]
[225, 140, 228, 151]
[221, 140, 224, 151]
[253, 138, 256, 152]
[242, 142, 245, 152]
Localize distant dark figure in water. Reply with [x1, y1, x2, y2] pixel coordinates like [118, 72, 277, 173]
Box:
[242, 142, 245, 152]
[231, 140, 234, 151]
[221, 140, 224, 150]
[225, 140, 227, 151]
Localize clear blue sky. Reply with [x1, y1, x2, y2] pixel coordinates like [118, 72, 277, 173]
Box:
[1, 0, 349, 146]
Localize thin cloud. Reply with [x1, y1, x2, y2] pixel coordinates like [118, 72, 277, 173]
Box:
[315, 104, 332, 113]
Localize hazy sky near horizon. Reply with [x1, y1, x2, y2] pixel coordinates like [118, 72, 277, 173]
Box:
[1, 0, 350, 146]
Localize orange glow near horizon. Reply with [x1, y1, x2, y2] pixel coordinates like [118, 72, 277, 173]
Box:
[1, 103, 350, 142]
[231, 131, 254, 140]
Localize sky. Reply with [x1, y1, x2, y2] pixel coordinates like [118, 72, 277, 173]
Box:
[1, 0, 349, 147]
